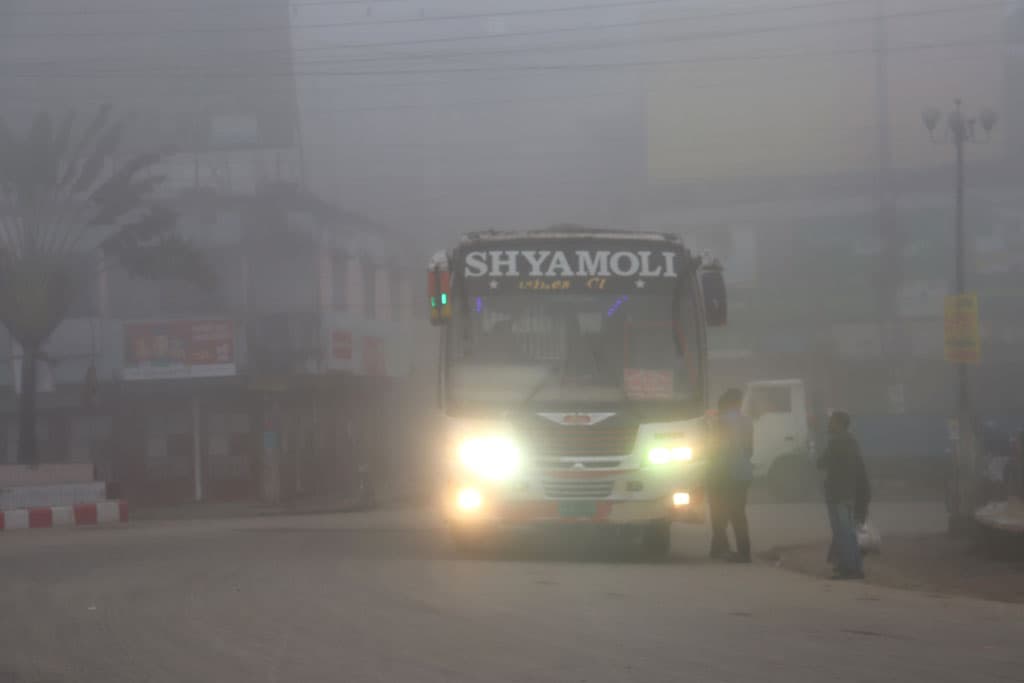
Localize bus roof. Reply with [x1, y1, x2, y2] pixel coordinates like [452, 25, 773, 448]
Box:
[459, 227, 683, 245]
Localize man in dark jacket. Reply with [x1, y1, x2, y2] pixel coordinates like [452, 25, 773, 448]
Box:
[708, 388, 754, 563]
[817, 411, 865, 579]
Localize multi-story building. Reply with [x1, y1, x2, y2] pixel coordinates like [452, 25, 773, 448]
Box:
[0, 1, 430, 504]
[0, 181, 426, 504]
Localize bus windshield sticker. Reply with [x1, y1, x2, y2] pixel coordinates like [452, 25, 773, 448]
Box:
[623, 368, 674, 400]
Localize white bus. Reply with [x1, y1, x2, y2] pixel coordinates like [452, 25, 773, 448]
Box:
[427, 227, 727, 557]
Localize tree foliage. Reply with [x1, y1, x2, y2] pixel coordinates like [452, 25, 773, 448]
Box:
[0, 106, 210, 345]
[0, 106, 211, 463]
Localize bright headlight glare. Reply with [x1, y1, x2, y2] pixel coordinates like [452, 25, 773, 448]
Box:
[648, 444, 694, 465]
[648, 447, 672, 465]
[456, 487, 483, 511]
[457, 434, 522, 480]
[673, 446, 694, 462]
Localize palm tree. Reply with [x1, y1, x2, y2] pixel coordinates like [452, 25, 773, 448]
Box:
[0, 106, 209, 465]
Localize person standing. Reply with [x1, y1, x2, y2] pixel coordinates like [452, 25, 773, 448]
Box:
[708, 388, 754, 563]
[818, 411, 865, 580]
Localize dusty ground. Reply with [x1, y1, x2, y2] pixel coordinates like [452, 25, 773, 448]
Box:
[771, 533, 1024, 604]
[3, 503, 1023, 683]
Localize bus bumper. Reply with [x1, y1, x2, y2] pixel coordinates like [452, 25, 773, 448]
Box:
[444, 488, 706, 531]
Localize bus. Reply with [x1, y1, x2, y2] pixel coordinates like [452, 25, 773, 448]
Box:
[427, 226, 727, 557]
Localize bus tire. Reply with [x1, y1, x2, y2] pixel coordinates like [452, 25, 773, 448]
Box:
[642, 521, 672, 560]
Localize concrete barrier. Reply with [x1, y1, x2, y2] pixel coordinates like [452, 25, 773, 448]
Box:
[0, 482, 108, 511]
[0, 501, 128, 531]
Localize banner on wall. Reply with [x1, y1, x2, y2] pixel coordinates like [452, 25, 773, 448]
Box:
[123, 319, 236, 381]
[323, 314, 413, 378]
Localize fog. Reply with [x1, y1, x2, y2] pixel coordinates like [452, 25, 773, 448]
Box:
[291, 0, 1012, 237]
[4, 0, 1014, 235]
[1, 0, 1023, 501]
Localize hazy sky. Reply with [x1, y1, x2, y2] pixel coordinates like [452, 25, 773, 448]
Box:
[1, 0, 1013, 239]
[291, 0, 1010, 238]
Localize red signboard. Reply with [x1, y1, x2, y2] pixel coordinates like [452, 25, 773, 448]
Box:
[331, 330, 353, 361]
[124, 320, 235, 381]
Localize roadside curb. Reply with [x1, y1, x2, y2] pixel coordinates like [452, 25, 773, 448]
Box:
[0, 501, 129, 531]
[128, 488, 432, 524]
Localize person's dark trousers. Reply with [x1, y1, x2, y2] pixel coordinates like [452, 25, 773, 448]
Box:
[708, 482, 731, 558]
[726, 480, 751, 561]
[826, 500, 863, 576]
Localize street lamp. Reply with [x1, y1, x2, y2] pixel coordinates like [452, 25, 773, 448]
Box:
[923, 100, 996, 533]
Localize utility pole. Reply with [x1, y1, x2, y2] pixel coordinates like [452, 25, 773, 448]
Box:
[874, 0, 892, 230]
[951, 102, 970, 532]
[923, 100, 998, 532]
[874, 0, 902, 369]
[952, 103, 967, 428]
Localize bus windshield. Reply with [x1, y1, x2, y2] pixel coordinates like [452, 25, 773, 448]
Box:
[446, 290, 701, 410]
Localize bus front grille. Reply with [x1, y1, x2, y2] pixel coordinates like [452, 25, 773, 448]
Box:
[527, 426, 636, 459]
[535, 457, 623, 470]
[542, 480, 615, 499]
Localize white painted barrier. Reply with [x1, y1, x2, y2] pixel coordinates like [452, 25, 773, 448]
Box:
[0, 482, 107, 511]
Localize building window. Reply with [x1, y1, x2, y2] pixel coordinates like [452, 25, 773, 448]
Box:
[332, 249, 348, 311]
[399, 273, 414, 321]
[157, 247, 233, 316]
[362, 257, 376, 320]
[389, 268, 405, 322]
[346, 257, 365, 317]
[374, 267, 390, 322]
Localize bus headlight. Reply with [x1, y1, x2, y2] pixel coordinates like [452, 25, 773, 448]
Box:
[457, 435, 523, 481]
[647, 445, 694, 465]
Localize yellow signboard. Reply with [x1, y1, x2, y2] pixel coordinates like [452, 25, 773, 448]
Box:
[944, 294, 980, 364]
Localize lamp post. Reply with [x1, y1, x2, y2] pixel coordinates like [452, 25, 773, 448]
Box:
[922, 100, 997, 532]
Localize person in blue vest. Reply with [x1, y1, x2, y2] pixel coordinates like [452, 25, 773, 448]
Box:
[708, 388, 754, 563]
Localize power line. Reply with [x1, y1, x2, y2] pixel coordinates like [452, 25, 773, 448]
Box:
[289, 2, 1004, 69]
[4, 0, 706, 38]
[286, 35, 1012, 77]
[0, 0, 994, 69]
[7, 0, 408, 17]
[1, 51, 835, 110]
[2, 1, 998, 76]
[10, 44, 915, 116]
[0, 0, 844, 69]
[0, 34, 1004, 80]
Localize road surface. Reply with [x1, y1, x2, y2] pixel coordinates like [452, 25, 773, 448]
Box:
[1, 503, 1020, 683]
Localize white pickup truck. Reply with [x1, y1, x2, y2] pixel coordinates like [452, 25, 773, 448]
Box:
[742, 379, 817, 499]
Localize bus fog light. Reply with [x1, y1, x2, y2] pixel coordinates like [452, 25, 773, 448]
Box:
[672, 492, 691, 507]
[456, 487, 484, 512]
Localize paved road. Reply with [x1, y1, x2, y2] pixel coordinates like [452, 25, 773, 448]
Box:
[1, 503, 1020, 683]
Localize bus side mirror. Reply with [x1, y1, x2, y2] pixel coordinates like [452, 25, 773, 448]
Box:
[701, 264, 727, 327]
[427, 268, 452, 326]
